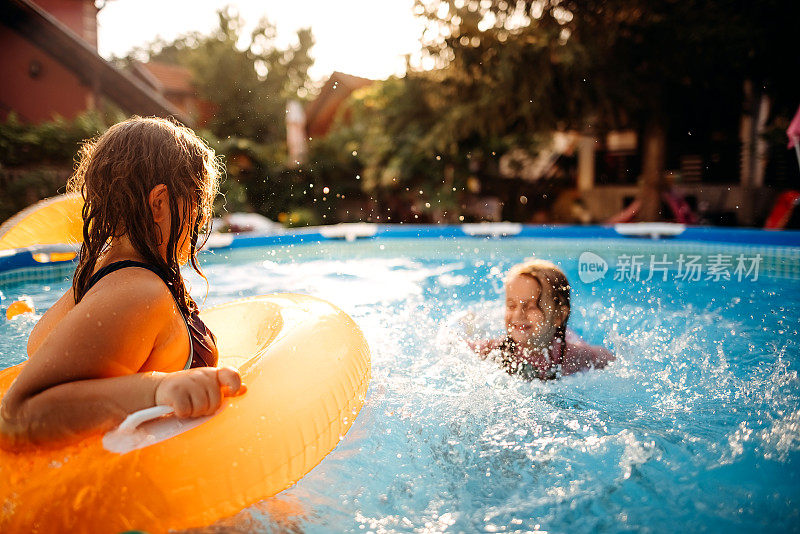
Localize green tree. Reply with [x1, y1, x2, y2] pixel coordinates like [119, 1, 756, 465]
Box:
[121, 8, 319, 221]
[0, 110, 120, 222]
[324, 74, 478, 222]
[125, 7, 314, 145]
[413, 0, 799, 220]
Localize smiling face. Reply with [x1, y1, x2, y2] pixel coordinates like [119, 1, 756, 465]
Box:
[504, 273, 568, 349]
[505, 274, 547, 346]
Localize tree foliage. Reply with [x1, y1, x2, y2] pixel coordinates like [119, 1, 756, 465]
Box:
[0, 110, 122, 221]
[0, 111, 112, 167]
[120, 8, 322, 223]
[125, 8, 314, 144]
[414, 0, 797, 132]
[329, 0, 800, 221]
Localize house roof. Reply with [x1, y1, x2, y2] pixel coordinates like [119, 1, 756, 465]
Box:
[0, 0, 190, 124]
[137, 61, 195, 95]
[305, 71, 373, 138]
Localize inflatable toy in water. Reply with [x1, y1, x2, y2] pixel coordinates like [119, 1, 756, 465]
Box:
[0, 293, 371, 533]
[0, 193, 83, 250]
[5, 297, 34, 320]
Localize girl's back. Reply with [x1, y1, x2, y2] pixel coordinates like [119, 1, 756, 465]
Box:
[0, 117, 243, 451]
[26, 263, 191, 374]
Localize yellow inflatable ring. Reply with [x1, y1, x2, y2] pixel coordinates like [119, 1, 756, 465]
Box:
[0, 293, 371, 533]
[0, 193, 84, 250]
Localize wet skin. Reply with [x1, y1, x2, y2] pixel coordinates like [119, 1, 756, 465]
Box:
[0, 185, 245, 451]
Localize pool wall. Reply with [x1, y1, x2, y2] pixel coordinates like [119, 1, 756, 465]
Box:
[2, 224, 799, 288]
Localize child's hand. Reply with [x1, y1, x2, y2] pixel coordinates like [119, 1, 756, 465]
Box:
[154, 367, 247, 418]
[468, 338, 502, 358]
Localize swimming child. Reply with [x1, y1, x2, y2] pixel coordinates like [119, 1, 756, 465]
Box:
[470, 259, 614, 380]
[0, 117, 246, 451]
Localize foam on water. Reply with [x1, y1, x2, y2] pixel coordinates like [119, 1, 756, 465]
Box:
[1, 238, 798, 532]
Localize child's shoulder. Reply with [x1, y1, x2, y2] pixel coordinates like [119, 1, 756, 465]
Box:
[84, 265, 172, 301]
[77, 267, 182, 332]
[562, 329, 614, 371]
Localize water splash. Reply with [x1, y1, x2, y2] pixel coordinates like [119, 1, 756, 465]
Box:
[3, 239, 798, 532]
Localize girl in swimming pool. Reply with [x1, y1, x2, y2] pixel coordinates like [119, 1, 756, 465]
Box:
[470, 259, 614, 380]
[0, 117, 245, 450]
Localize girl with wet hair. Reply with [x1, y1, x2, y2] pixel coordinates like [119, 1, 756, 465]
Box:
[0, 117, 246, 450]
[470, 259, 614, 380]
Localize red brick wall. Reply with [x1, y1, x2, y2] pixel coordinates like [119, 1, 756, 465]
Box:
[33, 0, 97, 48]
[0, 27, 92, 122]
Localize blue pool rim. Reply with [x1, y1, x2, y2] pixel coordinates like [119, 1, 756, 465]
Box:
[1, 224, 799, 277]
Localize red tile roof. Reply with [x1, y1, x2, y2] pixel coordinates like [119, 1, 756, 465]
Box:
[139, 61, 194, 95]
[305, 71, 374, 138]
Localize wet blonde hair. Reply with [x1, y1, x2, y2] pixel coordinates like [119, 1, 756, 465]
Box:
[67, 116, 222, 314]
[505, 259, 571, 351]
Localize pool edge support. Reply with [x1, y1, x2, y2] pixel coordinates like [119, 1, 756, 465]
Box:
[2, 225, 800, 284]
[614, 222, 686, 240]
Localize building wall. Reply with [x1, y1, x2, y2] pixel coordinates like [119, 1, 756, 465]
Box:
[33, 0, 97, 48]
[0, 0, 99, 123]
[0, 27, 92, 122]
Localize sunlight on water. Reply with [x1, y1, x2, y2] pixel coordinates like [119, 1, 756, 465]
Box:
[1, 238, 798, 532]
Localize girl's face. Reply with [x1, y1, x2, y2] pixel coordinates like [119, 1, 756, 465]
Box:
[504, 274, 553, 346]
[148, 185, 199, 266]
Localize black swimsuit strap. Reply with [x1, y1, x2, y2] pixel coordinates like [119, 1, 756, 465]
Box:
[84, 260, 169, 295]
[83, 259, 197, 370]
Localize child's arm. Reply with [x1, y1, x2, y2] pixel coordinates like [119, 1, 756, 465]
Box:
[0, 367, 244, 450]
[585, 344, 615, 369]
[561, 337, 615, 375]
[1, 371, 162, 449]
[467, 338, 504, 358]
[0, 274, 243, 451]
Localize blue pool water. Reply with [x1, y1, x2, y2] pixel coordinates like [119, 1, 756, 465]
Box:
[1, 237, 799, 533]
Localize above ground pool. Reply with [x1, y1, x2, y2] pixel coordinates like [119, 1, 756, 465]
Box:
[1, 225, 799, 532]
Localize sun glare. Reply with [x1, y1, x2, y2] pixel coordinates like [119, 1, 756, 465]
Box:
[97, 0, 426, 81]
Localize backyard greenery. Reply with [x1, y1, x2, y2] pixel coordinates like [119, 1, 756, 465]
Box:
[1, 2, 797, 226]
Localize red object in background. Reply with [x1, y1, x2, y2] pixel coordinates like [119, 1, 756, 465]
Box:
[662, 190, 699, 225]
[305, 72, 373, 138]
[1, 0, 186, 124]
[787, 104, 800, 148]
[0, 28, 93, 122]
[606, 199, 640, 224]
[33, 0, 98, 45]
[764, 190, 800, 229]
[0, 0, 97, 122]
[129, 61, 212, 126]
